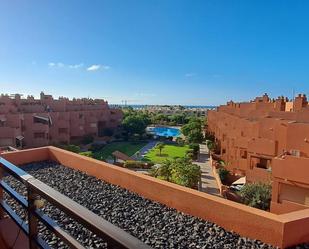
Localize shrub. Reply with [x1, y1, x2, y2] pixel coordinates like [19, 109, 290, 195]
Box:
[239, 182, 272, 211]
[175, 137, 185, 146]
[218, 160, 226, 167]
[150, 158, 201, 189]
[170, 158, 201, 189]
[64, 144, 81, 153]
[206, 140, 215, 151]
[189, 143, 199, 159]
[218, 167, 229, 183]
[206, 140, 220, 154]
[189, 143, 199, 152]
[185, 152, 194, 160]
[79, 151, 93, 158]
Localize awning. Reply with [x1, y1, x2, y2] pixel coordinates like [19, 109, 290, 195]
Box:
[33, 115, 49, 122]
[231, 176, 246, 186]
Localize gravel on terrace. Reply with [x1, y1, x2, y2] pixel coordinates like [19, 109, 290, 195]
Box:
[2, 161, 306, 249]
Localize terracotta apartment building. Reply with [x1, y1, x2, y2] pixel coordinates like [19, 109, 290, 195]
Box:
[0, 92, 122, 148]
[207, 93, 309, 214]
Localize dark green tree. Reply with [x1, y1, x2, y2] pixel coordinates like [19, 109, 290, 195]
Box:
[122, 114, 150, 135]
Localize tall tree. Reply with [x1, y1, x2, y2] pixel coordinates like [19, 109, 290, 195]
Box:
[156, 142, 165, 156]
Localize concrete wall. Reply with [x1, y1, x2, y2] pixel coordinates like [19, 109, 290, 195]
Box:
[2, 147, 309, 248]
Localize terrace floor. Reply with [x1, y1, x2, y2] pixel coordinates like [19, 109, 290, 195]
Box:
[193, 144, 220, 196]
[4, 161, 277, 248]
[0, 218, 29, 249]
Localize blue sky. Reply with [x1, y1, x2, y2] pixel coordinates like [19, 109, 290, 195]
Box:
[1, 1, 309, 105]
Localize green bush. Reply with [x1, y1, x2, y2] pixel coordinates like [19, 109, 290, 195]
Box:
[239, 182, 272, 211]
[218, 167, 229, 183]
[218, 160, 226, 167]
[189, 143, 199, 159]
[64, 144, 81, 153]
[79, 151, 93, 158]
[150, 158, 201, 189]
[206, 140, 220, 154]
[175, 137, 185, 146]
[185, 152, 194, 160]
[189, 143, 199, 152]
[206, 140, 215, 151]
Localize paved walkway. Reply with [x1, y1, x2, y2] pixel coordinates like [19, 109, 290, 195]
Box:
[193, 144, 221, 196]
[131, 141, 157, 160]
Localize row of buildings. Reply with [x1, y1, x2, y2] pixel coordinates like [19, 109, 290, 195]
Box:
[207, 93, 309, 214]
[0, 92, 122, 148]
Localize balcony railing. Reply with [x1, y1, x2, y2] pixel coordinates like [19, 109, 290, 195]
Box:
[0, 157, 151, 249]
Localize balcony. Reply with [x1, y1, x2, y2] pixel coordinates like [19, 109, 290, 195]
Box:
[0, 156, 148, 249]
[272, 155, 309, 184]
[0, 147, 309, 248]
[246, 167, 272, 183]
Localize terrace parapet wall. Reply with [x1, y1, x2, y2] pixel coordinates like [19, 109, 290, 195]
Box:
[271, 156, 309, 214]
[2, 147, 309, 248]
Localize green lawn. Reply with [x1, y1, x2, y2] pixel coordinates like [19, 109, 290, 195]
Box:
[93, 141, 147, 160]
[143, 144, 189, 163]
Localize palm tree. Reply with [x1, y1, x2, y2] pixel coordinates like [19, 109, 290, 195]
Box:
[156, 142, 165, 156]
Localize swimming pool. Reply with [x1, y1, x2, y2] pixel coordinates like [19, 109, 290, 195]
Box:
[147, 126, 181, 137]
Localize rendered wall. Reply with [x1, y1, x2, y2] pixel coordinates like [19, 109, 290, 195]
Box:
[207, 94, 309, 214]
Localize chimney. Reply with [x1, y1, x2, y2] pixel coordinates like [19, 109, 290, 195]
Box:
[275, 96, 286, 111]
[293, 93, 308, 111]
[262, 93, 270, 103]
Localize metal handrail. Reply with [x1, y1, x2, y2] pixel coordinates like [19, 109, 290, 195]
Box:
[0, 157, 152, 249]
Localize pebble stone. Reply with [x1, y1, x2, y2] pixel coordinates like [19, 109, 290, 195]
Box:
[3, 161, 308, 249]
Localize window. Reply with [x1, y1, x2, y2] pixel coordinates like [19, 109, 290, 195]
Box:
[240, 150, 247, 159]
[256, 158, 270, 169]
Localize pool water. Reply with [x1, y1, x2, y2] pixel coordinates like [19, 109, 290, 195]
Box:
[147, 126, 181, 137]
